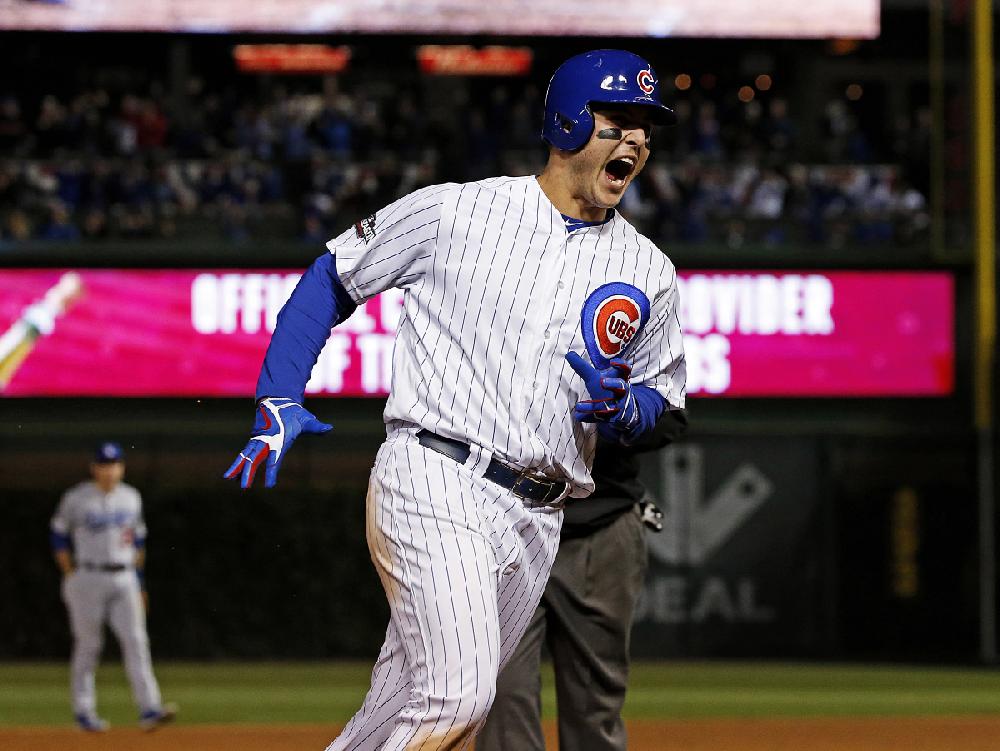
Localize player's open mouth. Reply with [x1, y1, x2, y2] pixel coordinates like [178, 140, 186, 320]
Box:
[604, 156, 636, 186]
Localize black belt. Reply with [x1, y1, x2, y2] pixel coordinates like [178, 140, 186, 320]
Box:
[417, 430, 568, 508]
[80, 563, 128, 573]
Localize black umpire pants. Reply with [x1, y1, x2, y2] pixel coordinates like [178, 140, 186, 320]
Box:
[477, 506, 648, 751]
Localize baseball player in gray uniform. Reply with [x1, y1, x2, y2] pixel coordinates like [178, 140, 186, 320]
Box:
[50, 441, 177, 732]
[225, 49, 686, 750]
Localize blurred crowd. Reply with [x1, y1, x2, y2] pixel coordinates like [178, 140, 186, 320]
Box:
[0, 76, 931, 249]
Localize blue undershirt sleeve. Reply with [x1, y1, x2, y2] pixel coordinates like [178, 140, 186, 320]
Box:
[625, 385, 668, 443]
[255, 253, 357, 403]
[50, 531, 71, 552]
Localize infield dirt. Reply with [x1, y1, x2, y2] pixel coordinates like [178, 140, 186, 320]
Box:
[5, 717, 1000, 750]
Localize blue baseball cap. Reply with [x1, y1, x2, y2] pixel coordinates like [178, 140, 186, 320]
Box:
[94, 441, 125, 463]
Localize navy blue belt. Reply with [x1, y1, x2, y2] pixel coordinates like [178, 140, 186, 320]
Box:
[80, 562, 128, 572]
[416, 430, 568, 508]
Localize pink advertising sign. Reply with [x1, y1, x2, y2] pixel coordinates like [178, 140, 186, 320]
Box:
[0, 269, 953, 398]
[678, 271, 953, 396]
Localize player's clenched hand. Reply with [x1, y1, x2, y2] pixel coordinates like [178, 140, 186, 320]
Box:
[223, 398, 332, 489]
[565, 351, 639, 432]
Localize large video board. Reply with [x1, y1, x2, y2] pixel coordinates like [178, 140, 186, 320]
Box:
[0, 269, 952, 398]
[0, 0, 879, 38]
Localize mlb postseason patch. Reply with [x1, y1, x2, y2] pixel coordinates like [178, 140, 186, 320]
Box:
[354, 213, 377, 243]
[580, 282, 651, 369]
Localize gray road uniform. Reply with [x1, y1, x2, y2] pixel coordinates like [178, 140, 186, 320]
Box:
[50, 480, 164, 718]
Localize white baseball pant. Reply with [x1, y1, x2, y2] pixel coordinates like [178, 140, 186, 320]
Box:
[327, 425, 563, 751]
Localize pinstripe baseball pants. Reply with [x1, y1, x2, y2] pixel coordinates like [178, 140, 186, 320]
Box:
[327, 425, 563, 751]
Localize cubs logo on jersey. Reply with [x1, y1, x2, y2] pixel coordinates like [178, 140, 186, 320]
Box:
[580, 282, 651, 369]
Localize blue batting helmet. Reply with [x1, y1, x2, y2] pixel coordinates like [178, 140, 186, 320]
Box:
[541, 49, 675, 152]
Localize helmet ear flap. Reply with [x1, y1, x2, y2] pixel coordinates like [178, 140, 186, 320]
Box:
[548, 107, 594, 151]
[567, 106, 595, 151]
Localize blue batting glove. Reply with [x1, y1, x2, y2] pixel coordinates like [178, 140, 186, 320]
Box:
[223, 398, 332, 489]
[565, 351, 639, 431]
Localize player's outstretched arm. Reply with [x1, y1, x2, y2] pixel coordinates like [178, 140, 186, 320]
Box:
[224, 253, 353, 489]
[224, 398, 333, 489]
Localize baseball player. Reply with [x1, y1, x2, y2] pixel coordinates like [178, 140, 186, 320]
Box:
[477, 411, 686, 751]
[50, 441, 177, 732]
[224, 49, 686, 750]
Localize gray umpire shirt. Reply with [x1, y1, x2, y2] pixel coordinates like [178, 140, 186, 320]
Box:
[51, 481, 145, 567]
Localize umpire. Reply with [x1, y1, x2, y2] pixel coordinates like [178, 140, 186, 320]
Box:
[477, 408, 687, 750]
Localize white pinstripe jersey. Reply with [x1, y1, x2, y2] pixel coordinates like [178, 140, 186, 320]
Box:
[51, 481, 145, 567]
[330, 175, 686, 497]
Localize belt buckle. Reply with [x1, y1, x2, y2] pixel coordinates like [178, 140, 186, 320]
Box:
[510, 465, 536, 500]
[538, 480, 569, 509]
[514, 466, 567, 509]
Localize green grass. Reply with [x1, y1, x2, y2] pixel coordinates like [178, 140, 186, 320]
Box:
[2, 661, 999, 727]
[622, 662, 1000, 718]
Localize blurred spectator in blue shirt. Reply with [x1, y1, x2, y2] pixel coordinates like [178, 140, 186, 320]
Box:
[40, 202, 80, 242]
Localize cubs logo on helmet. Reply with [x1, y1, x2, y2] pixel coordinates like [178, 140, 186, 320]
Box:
[580, 282, 651, 369]
[637, 69, 656, 95]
